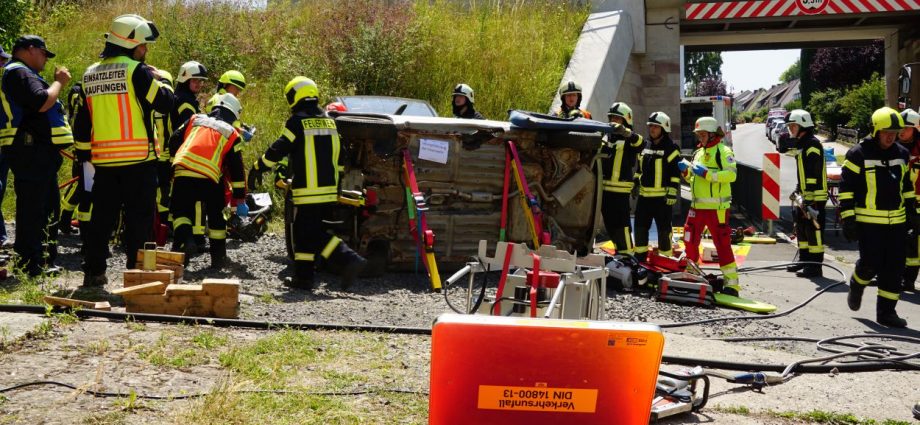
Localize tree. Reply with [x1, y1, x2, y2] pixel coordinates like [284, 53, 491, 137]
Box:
[807, 88, 847, 139]
[0, 0, 30, 48]
[839, 73, 885, 136]
[694, 76, 727, 96]
[685, 51, 723, 96]
[780, 59, 800, 84]
[808, 41, 883, 91]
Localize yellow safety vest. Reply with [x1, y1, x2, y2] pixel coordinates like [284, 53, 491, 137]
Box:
[81, 56, 158, 166]
[686, 142, 736, 210]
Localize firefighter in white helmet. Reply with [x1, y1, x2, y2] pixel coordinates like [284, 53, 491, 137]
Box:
[452, 83, 484, 119]
[73, 14, 174, 287]
[633, 112, 681, 261]
[785, 109, 828, 278]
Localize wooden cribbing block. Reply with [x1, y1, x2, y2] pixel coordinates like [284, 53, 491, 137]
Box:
[157, 262, 184, 282]
[136, 250, 185, 266]
[123, 269, 174, 287]
[165, 284, 204, 295]
[124, 294, 214, 317]
[43, 295, 112, 311]
[201, 278, 240, 298]
[113, 281, 168, 296]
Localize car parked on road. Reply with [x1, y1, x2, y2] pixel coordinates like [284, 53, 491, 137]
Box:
[772, 121, 792, 152]
[765, 116, 784, 139]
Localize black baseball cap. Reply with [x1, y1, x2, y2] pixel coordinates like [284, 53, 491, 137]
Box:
[12, 35, 55, 58]
[0, 46, 10, 60]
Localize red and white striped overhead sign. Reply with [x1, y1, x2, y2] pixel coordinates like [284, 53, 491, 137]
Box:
[685, 0, 920, 20]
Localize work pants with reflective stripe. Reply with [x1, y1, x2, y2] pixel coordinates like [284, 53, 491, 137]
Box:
[170, 176, 226, 258]
[292, 202, 359, 280]
[602, 191, 634, 255]
[5, 143, 62, 273]
[683, 208, 739, 290]
[82, 161, 157, 275]
[634, 196, 673, 259]
[851, 222, 906, 307]
[794, 200, 826, 268]
[904, 229, 919, 289]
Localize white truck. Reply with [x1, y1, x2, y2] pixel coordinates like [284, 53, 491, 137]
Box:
[679, 96, 733, 152]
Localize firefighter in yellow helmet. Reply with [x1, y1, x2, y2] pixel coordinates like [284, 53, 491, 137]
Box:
[552, 80, 592, 119]
[841, 107, 915, 328]
[600, 102, 642, 255]
[680, 116, 740, 295]
[248, 77, 366, 290]
[73, 14, 175, 287]
[168, 93, 246, 268]
[898, 108, 920, 292]
[206, 70, 245, 113]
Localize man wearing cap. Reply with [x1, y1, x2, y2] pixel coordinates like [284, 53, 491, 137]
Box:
[72, 14, 174, 287]
[0, 35, 73, 276]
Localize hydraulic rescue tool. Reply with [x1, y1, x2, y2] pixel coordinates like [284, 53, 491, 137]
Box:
[402, 149, 442, 291]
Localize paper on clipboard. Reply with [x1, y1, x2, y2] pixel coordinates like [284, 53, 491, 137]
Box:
[83, 162, 95, 192]
[418, 138, 449, 164]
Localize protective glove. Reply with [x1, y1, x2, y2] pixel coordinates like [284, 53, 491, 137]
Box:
[842, 216, 858, 242]
[236, 201, 249, 217]
[691, 164, 709, 179]
[677, 159, 691, 173]
[247, 166, 262, 191]
[666, 194, 677, 206]
[567, 109, 585, 119]
[240, 129, 254, 143]
[610, 122, 631, 138]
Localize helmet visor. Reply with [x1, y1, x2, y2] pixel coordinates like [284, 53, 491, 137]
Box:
[145, 22, 160, 42]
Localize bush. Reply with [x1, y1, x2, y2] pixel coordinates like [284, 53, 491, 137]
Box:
[0, 0, 30, 48]
[783, 99, 802, 111]
[807, 88, 847, 139]
[839, 73, 885, 136]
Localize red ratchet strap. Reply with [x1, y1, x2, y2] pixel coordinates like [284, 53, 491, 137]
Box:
[506, 141, 551, 246]
[529, 253, 541, 318]
[492, 243, 515, 316]
[402, 149, 442, 290]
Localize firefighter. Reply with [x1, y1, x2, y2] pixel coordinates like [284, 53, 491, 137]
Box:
[898, 108, 920, 292]
[169, 61, 208, 235]
[679, 116, 740, 295]
[600, 102, 643, 255]
[73, 14, 174, 287]
[452, 83, 484, 119]
[169, 93, 245, 268]
[151, 69, 175, 225]
[785, 109, 828, 278]
[633, 112, 680, 262]
[206, 70, 246, 114]
[248, 76, 366, 290]
[841, 107, 915, 328]
[552, 80, 591, 119]
[0, 35, 73, 276]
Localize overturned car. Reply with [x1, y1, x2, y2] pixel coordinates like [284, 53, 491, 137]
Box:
[283, 111, 612, 281]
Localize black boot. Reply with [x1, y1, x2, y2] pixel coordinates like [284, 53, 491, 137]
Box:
[209, 239, 227, 269]
[876, 297, 907, 328]
[847, 279, 865, 311]
[332, 245, 367, 291]
[285, 262, 314, 290]
[82, 273, 108, 287]
[796, 252, 823, 278]
[786, 253, 806, 272]
[902, 266, 919, 292]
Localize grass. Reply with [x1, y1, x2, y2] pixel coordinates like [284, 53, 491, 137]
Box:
[135, 327, 229, 369]
[176, 329, 429, 424]
[4, 0, 589, 218]
[714, 405, 913, 425]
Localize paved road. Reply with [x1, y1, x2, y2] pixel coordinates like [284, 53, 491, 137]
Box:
[730, 123, 860, 263]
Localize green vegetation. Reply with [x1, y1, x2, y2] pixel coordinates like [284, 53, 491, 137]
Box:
[808, 73, 885, 139]
[3, 0, 587, 215]
[780, 58, 800, 84]
[713, 405, 912, 425]
[135, 327, 229, 368]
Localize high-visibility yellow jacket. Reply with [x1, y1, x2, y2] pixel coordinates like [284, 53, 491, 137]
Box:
[794, 133, 828, 202]
[636, 134, 681, 198]
[73, 55, 174, 166]
[601, 131, 644, 194]
[683, 142, 736, 210]
[840, 137, 916, 225]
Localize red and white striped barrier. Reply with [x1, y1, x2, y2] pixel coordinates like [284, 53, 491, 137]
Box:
[762, 152, 781, 221]
[685, 0, 920, 20]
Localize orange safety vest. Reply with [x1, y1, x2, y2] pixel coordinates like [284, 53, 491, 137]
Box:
[82, 56, 159, 166]
[172, 114, 239, 183]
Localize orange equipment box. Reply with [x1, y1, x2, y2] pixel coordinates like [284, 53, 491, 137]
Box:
[429, 314, 664, 425]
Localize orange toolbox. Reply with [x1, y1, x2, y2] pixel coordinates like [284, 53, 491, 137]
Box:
[429, 314, 664, 425]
